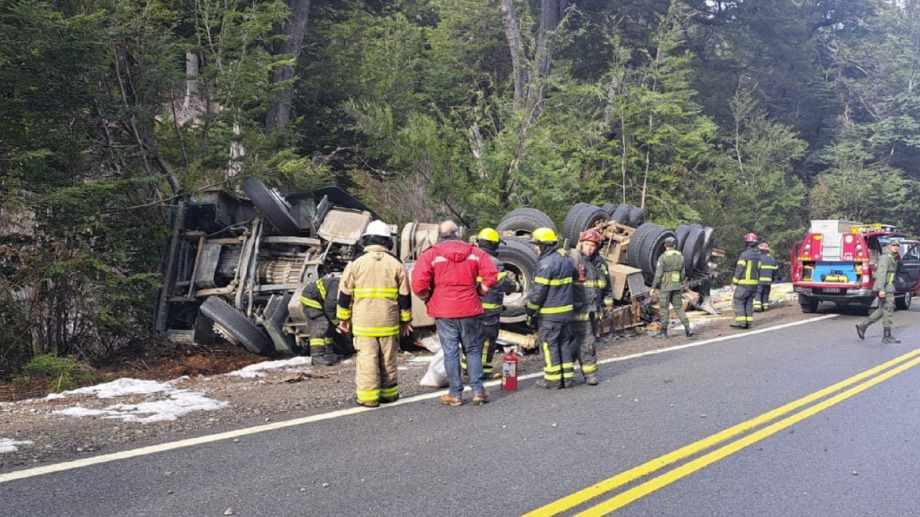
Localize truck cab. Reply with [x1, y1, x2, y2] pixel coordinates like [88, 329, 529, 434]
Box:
[791, 221, 920, 314]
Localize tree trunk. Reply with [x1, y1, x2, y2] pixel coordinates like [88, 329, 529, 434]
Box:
[526, 0, 568, 121]
[500, 0, 527, 105]
[265, 0, 312, 133]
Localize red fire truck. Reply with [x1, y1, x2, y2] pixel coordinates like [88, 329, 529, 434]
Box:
[791, 221, 920, 314]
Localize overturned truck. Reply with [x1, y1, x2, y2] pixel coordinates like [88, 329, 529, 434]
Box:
[153, 178, 721, 355]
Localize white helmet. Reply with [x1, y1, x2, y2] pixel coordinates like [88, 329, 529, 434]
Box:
[363, 220, 391, 238]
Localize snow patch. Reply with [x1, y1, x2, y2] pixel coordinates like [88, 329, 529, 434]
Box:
[0, 438, 33, 454]
[225, 356, 313, 378]
[53, 391, 229, 423]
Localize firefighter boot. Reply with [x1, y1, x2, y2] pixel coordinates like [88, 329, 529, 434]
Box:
[655, 328, 669, 339]
[855, 321, 870, 340]
[882, 329, 901, 344]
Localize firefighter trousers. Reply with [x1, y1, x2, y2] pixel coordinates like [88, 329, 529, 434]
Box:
[353, 335, 399, 405]
[460, 319, 499, 379]
[659, 289, 690, 331]
[539, 321, 574, 388]
[753, 284, 772, 311]
[569, 320, 597, 378]
[732, 285, 757, 326]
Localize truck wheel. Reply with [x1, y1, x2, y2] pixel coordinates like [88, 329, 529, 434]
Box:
[200, 297, 273, 355]
[497, 236, 539, 323]
[896, 292, 912, 310]
[798, 294, 819, 314]
[496, 208, 556, 237]
[640, 228, 678, 282]
[627, 222, 658, 269]
[568, 206, 610, 246]
[242, 177, 300, 235]
[682, 227, 705, 274]
[562, 203, 593, 245]
[601, 203, 617, 216]
[626, 206, 645, 227]
[699, 226, 717, 271]
[609, 204, 631, 225]
[675, 224, 691, 249]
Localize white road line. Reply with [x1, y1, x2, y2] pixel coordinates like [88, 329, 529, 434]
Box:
[0, 314, 837, 484]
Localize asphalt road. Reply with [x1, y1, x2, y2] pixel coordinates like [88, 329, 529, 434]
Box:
[3, 309, 920, 516]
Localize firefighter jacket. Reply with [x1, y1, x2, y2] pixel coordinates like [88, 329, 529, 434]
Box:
[527, 242, 575, 324]
[758, 252, 778, 286]
[411, 239, 498, 319]
[337, 245, 412, 338]
[568, 248, 613, 320]
[301, 273, 340, 322]
[873, 248, 897, 293]
[478, 248, 522, 323]
[732, 245, 762, 286]
[652, 249, 684, 292]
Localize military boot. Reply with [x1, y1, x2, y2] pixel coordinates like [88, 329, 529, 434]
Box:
[685, 327, 694, 338]
[655, 328, 669, 339]
[882, 329, 901, 344]
[855, 321, 870, 340]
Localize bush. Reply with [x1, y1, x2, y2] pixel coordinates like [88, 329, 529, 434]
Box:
[13, 354, 96, 394]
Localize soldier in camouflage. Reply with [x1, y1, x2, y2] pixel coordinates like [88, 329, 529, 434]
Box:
[650, 237, 693, 339]
[856, 238, 901, 344]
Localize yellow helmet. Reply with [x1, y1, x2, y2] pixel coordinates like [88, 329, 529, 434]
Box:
[532, 227, 557, 245]
[478, 227, 500, 244]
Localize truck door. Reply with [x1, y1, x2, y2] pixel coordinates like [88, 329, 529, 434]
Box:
[895, 242, 920, 292]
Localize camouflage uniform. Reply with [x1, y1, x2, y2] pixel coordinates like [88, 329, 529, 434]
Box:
[856, 239, 901, 344]
[652, 245, 691, 338]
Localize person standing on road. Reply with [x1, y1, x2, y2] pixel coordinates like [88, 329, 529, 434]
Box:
[412, 220, 498, 407]
[753, 242, 778, 312]
[856, 238, 901, 344]
[526, 227, 576, 389]
[460, 227, 522, 380]
[300, 273, 352, 366]
[731, 233, 762, 329]
[337, 220, 413, 408]
[650, 236, 693, 339]
[567, 229, 612, 385]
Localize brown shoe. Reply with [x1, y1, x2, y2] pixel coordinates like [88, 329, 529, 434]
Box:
[355, 399, 379, 408]
[472, 391, 490, 405]
[440, 394, 463, 407]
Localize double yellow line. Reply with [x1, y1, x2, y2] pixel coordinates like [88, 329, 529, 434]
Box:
[525, 347, 920, 516]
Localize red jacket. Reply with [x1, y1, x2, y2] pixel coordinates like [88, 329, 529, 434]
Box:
[411, 239, 498, 318]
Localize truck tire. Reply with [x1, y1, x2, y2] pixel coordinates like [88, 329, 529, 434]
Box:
[699, 226, 717, 271]
[609, 204, 631, 225]
[682, 227, 705, 274]
[242, 177, 301, 235]
[798, 294, 819, 314]
[601, 203, 618, 216]
[896, 292, 913, 310]
[562, 203, 593, 246]
[497, 236, 539, 323]
[627, 223, 658, 269]
[496, 208, 556, 237]
[675, 224, 691, 250]
[626, 206, 645, 227]
[640, 227, 678, 281]
[567, 206, 610, 246]
[200, 297, 273, 355]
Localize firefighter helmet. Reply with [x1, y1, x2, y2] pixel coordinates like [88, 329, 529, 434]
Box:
[363, 220, 392, 238]
[478, 227, 500, 244]
[532, 227, 558, 245]
[744, 232, 759, 243]
[758, 242, 770, 251]
[579, 229, 603, 245]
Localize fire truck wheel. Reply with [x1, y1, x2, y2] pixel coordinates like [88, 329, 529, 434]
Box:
[896, 292, 912, 310]
[242, 177, 301, 235]
[496, 208, 557, 237]
[798, 295, 819, 314]
[200, 297, 273, 355]
[497, 236, 539, 323]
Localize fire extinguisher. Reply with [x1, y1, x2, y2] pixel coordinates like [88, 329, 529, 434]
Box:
[501, 347, 518, 392]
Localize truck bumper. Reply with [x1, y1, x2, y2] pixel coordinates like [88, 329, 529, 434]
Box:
[794, 286, 873, 305]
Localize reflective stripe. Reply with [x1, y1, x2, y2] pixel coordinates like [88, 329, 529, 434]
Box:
[356, 389, 379, 403]
[535, 276, 573, 286]
[317, 278, 327, 301]
[309, 338, 326, 347]
[433, 254, 481, 265]
[573, 312, 590, 321]
[582, 363, 598, 374]
[354, 287, 398, 299]
[353, 325, 400, 337]
[380, 385, 398, 398]
[482, 302, 502, 310]
[336, 307, 352, 320]
[540, 304, 573, 315]
[301, 297, 323, 309]
[575, 279, 608, 288]
[400, 310, 412, 323]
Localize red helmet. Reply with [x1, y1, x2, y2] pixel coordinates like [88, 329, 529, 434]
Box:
[744, 232, 758, 243]
[758, 242, 770, 251]
[579, 229, 603, 244]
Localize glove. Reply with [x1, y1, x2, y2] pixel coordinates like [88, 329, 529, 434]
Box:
[525, 307, 537, 329]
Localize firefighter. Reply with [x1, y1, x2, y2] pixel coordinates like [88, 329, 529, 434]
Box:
[526, 227, 576, 389]
[753, 242, 778, 312]
[460, 227, 522, 380]
[567, 229, 613, 385]
[299, 272, 352, 366]
[856, 238, 901, 344]
[650, 236, 693, 339]
[731, 233, 762, 329]
[337, 220, 413, 408]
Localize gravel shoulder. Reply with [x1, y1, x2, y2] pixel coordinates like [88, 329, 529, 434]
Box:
[0, 289, 803, 472]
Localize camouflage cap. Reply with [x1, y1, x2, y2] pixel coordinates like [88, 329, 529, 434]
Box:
[664, 236, 677, 246]
[888, 237, 902, 246]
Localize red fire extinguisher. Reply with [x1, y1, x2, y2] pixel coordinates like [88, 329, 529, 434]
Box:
[501, 347, 518, 392]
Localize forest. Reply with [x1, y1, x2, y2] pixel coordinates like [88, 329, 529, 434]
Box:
[1, 0, 919, 376]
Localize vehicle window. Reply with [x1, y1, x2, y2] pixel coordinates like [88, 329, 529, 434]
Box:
[904, 244, 920, 260]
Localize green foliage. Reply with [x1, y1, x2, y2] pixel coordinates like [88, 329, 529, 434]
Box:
[14, 354, 96, 393]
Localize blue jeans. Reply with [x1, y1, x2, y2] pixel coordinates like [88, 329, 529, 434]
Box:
[436, 317, 484, 397]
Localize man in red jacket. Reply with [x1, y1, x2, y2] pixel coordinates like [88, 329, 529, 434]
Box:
[412, 220, 498, 406]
